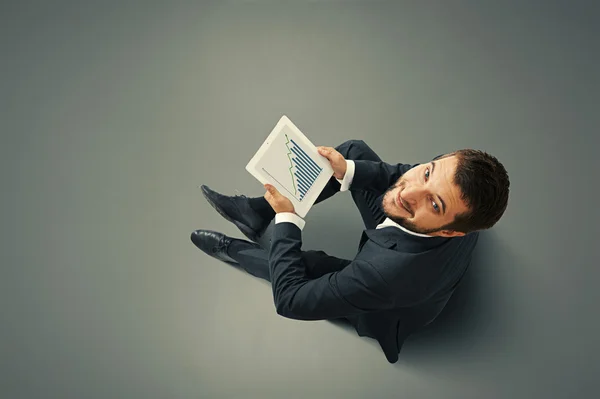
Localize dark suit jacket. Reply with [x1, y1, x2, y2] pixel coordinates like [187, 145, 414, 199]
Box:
[268, 159, 479, 363]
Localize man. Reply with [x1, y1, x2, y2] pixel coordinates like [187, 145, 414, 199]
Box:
[191, 140, 510, 363]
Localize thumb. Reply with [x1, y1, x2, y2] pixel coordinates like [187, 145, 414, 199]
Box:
[264, 184, 276, 193]
[318, 147, 330, 157]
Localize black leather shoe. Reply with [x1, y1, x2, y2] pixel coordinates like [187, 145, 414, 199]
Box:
[200, 185, 267, 242]
[190, 230, 238, 265]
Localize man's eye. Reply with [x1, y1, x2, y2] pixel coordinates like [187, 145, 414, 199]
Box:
[425, 168, 430, 180]
[432, 201, 439, 212]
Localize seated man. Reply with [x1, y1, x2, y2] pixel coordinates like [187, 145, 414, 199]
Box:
[191, 140, 510, 363]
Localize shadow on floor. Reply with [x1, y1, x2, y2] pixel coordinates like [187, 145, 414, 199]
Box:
[323, 230, 517, 363]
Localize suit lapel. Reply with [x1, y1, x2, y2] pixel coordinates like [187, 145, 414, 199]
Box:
[360, 227, 450, 253]
[359, 229, 397, 251]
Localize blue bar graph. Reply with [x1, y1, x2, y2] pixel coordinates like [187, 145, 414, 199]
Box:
[289, 138, 322, 201]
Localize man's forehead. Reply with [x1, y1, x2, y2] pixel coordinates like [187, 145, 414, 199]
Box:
[435, 156, 469, 214]
[432, 152, 456, 162]
[433, 154, 458, 173]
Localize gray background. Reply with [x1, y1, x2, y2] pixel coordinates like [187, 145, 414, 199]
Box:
[2, 1, 598, 398]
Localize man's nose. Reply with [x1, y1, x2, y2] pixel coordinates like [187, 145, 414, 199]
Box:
[402, 185, 426, 205]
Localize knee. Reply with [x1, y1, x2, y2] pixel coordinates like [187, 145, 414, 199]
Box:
[339, 139, 367, 148]
[335, 140, 379, 161]
[335, 139, 367, 155]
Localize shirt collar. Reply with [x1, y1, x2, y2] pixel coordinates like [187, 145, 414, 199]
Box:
[376, 217, 435, 238]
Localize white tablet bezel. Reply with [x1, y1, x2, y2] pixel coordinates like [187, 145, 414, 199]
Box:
[245, 115, 334, 218]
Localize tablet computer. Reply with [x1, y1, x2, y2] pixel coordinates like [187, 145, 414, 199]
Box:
[246, 115, 334, 218]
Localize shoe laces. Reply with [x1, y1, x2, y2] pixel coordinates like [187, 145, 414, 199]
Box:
[213, 237, 230, 254]
[232, 189, 248, 200]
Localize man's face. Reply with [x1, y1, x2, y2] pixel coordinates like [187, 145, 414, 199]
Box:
[381, 155, 470, 236]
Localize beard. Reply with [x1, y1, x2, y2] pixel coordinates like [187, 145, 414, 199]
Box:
[380, 179, 444, 235]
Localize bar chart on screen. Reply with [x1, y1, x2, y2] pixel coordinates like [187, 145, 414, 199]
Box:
[246, 115, 334, 218]
[284, 135, 324, 201]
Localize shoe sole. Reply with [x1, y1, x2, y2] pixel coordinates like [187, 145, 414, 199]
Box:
[201, 186, 260, 242]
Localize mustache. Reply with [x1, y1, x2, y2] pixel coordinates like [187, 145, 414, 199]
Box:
[384, 179, 412, 215]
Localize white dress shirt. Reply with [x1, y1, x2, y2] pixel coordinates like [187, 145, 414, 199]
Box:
[275, 159, 434, 238]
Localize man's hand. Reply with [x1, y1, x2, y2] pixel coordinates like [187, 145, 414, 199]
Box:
[264, 184, 296, 214]
[317, 146, 347, 179]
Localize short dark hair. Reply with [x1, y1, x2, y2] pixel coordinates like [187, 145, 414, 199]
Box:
[439, 149, 510, 234]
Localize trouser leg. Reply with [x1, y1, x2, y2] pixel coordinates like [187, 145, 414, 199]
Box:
[227, 240, 352, 282]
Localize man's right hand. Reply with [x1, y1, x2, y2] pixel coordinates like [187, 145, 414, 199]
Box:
[317, 146, 347, 180]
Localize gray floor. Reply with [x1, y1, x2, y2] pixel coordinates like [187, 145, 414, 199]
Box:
[2, 1, 598, 398]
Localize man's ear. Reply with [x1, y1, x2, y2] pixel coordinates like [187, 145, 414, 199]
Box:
[440, 230, 466, 237]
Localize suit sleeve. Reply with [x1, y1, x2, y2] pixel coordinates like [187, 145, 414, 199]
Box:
[350, 159, 417, 192]
[268, 222, 395, 320]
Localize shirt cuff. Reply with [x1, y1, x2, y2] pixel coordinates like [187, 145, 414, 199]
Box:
[335, 159, 355, 192]
[275, 212, 306, 230]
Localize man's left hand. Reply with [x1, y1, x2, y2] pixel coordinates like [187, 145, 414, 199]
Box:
[264, 184, 295, 214]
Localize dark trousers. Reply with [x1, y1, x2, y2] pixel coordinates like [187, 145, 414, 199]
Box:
[231, 140, 388, 282]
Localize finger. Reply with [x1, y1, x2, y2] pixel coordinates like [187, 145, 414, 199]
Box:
[317, 147, 331, 157]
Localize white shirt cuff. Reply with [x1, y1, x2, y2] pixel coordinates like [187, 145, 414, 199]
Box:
[275, 212, 306, 230]
[335, 159, 355, 192]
